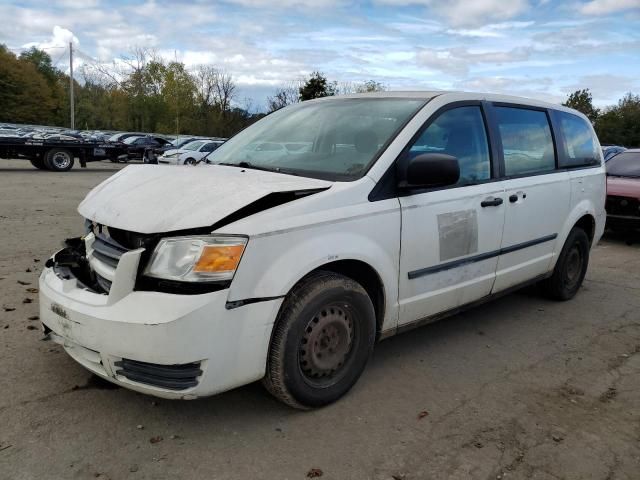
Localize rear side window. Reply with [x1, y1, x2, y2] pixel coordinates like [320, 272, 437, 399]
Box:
[495, 107, 555, 176]
[555, 111, 600, 168]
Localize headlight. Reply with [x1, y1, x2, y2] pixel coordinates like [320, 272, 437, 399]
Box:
[164, 153, 179, 158]
[144, 236, 247, 282]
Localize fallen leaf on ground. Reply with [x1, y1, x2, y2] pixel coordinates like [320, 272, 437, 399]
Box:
[27, 325, 38, 330]
[23, 298, 33, 304]
[26, 288, 39, 293]
[3, 307, 15, 312]
[17, 280, 31, 285]
[28, 316, 39, 321]
[149, 436, 163, 444]
[306, 468, 323, 478]
[417, 410, 429, 420]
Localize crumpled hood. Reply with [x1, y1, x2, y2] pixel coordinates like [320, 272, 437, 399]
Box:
[607, 176, 640, 199]
[78, 165, 332, 233]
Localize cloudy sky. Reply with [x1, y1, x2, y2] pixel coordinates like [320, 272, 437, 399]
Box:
[1, 0, 639, 111]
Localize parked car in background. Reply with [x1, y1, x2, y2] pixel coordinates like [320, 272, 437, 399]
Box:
[39, 92, 605, 408]
[157, 140, 224, 165]
[605, 149, 640, 231]
[108, 132, 140, 143]
[602, 145, 626, 162]
[155, 136, 210, 156]
[121, 135, 172, 162]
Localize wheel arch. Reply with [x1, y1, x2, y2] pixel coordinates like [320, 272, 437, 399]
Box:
[296, 259, 386, 339]
[574, 213, 596, 245]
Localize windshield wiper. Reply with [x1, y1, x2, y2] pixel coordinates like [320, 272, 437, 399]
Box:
[216, 161, 275, 172]
[216, 161, 301, 176]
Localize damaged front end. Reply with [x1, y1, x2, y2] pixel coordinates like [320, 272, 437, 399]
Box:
[47, 223, 236, 298]
[46, 236, 96, 291]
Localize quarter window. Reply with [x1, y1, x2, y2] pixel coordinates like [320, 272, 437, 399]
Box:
[495, 107, 555, 176]
[556, 111, 600, 168]
[408, 106, 491, 184]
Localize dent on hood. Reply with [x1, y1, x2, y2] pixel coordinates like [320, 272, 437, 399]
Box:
[78, 165, 332, 234]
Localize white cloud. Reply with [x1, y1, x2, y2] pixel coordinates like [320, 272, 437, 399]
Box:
[415, 46, 532, 75]
[580, 0, 640, 15]
[377, 0, 530, 27]
[223, 0, 342, 7]
[446, 21, 534, 37]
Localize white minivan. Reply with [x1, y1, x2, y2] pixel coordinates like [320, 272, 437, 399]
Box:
[39, 92, 606, 408]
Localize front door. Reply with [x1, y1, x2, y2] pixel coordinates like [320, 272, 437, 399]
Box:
[398, 105, 505, 326]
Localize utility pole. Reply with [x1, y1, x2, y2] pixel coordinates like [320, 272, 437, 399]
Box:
[69, 42, 75, 130]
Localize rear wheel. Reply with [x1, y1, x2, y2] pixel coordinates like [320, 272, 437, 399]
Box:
[542, 227, 590, 300]
[263, 272, 376, 409]
[45, 148, 74, 172]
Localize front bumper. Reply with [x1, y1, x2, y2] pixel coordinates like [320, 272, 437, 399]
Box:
[606, 213, 640, 230]
[39, 256, 282, 399]
[157, 156, 178, 165]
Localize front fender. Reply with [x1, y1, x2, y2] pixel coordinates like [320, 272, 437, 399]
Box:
[229, 206, 401, 331]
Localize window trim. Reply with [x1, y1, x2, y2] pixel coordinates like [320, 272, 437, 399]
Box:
[486, 102, 559, 180]
[549, 109, 602, 170]
[369, 101, 497, 200]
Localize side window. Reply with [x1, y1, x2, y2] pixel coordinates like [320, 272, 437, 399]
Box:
[495, 107, 555, 176]
[201, 143, 215, 152]
[409, 106, 491, 184]
[556, 111, 599, 167]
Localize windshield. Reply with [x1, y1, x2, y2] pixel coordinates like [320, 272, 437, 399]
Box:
[123, 136, 144, 145]
[607, 152, 640, 178]
[182, 140, 206, 151]
[206, 98, 426, 180]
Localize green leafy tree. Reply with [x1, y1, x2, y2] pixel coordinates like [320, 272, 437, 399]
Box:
[595, 93, 640, 147]
[0, 45, 55, 123]
[299, 71, 336, 101]
[563, 89, 599, 122]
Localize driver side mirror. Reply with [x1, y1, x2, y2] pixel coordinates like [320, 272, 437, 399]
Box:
[399, 153, 460, 189]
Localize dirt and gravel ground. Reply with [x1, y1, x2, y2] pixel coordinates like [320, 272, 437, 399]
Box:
[0, 158, 639, 480]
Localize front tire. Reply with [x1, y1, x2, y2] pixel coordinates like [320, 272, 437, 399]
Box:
[184, 157, 196, 165]
[543, 227, 590, 300]
[263, 272, 376, 409]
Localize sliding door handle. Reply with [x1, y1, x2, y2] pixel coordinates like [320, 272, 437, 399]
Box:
[481, 197, 503, 207]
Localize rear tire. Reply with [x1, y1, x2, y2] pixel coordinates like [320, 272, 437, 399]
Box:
[263, 272, 376, 409]
[542, 227, 590, 301]
[29, 157, 47, 170]
[45, 148, 74, 172]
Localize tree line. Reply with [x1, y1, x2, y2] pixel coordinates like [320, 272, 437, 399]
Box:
[0, 45, 261, 137]
[1, 44, 638, 146]
[563, 89, 640, 147]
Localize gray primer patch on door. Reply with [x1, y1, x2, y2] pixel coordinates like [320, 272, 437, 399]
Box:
[437, 210, 478, 261]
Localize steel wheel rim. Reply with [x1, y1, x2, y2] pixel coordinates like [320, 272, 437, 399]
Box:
[565, 245, 583, 289]
[52, 152, 71, 169]
[299, 305, 354, 384]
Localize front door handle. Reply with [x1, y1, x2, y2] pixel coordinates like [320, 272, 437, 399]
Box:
[481, 197, 503, 207]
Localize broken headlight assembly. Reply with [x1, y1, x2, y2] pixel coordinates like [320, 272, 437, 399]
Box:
[144, 235, 247, 283]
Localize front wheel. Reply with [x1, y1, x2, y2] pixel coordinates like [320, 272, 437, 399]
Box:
[542, 227, 590, 301]
[263, 272, 376, 409]
[184, 157, 196, 165]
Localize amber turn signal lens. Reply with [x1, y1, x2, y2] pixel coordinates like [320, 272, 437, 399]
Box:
[193, 244, 245, 273]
